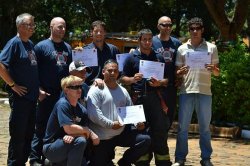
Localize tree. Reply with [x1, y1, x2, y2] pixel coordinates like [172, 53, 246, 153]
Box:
[204, 0, 250, 41]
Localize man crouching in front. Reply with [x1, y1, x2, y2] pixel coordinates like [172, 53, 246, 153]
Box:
[43, 75, 99, 166]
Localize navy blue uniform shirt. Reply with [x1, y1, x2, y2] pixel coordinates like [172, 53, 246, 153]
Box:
[0, 36, 39, 101]
[35, 39, 72, 94]
[152, 36, 181, 86]
[83, 42, 120, 85]
[122, 48, 166, 92]
[43, 97, 89, 144]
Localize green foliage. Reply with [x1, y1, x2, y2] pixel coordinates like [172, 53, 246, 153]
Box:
[212, 41, 250, 126]
[0, 78, 5, 90]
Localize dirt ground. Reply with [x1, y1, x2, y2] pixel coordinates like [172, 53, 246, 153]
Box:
[0, 102, 250, 166]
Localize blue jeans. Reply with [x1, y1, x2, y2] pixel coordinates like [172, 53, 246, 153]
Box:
[43, 137, 88, 166]
[175, 93, 213, 161]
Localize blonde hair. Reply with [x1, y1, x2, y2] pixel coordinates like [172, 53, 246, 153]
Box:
[61, 75, 83, 91]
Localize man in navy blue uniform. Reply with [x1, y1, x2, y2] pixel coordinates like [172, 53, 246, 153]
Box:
[0, 13, 39, 166]
[29, 17, 72, 166]
[83, 20, 120, 86]
[121, 29, 171, 166]
[152, 16, 182, 126]
[152, 16, 182, 165]
[43, 75, 99, 166]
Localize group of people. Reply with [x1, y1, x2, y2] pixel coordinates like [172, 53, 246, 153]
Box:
[0, 13, 219, 166]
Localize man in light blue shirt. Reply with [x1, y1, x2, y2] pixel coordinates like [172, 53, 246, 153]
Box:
[87, 59, 151, 166]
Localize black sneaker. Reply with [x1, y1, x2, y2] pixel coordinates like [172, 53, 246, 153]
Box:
[44, 158, 53, 166]
[200, 159, 214, 166]
[171, 160, 185, 166]
[117, 158, 132, 166]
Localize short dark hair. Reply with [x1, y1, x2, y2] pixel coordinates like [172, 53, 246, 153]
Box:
[138, 29, 153, 40]
[104, 59, 118, 68]
[91, 20, 106, 31]
[187, 17, 203, 28]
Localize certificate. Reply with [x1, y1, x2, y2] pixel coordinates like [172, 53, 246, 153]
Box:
[72, 48, 98, 67]
[139, 60, 165, 80]
[116, 53, 131, 71]
[185, 51, 211, 69]
[117, 105, 146, 125]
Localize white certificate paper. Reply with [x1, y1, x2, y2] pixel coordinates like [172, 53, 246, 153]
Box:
[117, 105, 146, 125]
[185, 51, 211, 69]
[116, 53, 131, 71]
[139, 60, 165, 80]
[72, 48, 98, 67]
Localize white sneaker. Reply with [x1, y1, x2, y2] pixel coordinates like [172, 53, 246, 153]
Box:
[171, 160, 185, 166]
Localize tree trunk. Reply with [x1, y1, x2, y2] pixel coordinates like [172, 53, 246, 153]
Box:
[204, 0, 249, 41]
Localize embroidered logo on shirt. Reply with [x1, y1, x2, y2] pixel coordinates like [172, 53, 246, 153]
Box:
[162, 48, 175, 63]
[28, 50, 37, 66]
[73, 116, 82, 123]
[52, 51, 68, 66]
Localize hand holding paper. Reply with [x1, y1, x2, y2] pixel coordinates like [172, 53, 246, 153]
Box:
[185, 51, 211, 69]
[139, 60, 165, 80]
[117, 105, 146, 125]
[72, 48, 98, 66]
[116, 53, 131, 71]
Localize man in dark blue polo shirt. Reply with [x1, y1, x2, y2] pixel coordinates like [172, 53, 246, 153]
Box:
[43, 75, 99, 166]
[152, 16, 182, 126]
[83, 20, 120, 86]
[121, 29, 171, 166]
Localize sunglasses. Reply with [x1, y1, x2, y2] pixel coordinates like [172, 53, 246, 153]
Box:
[159, 23, 172, 28]
[66, 85, 82, 90]
[189, 26, 202, 31]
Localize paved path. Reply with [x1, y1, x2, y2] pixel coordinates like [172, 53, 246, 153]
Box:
[0, 102, 250, 166]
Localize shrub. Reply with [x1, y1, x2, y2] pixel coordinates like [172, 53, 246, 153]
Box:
[212, 41, 250, 126]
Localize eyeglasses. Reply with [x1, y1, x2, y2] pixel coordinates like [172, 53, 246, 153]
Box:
[141, 38, 152, 43]
[66, 85, 82, 90]
[22, 23, 36, 29]
[159, 23, 172, 28]
[189, 26, 202, 31]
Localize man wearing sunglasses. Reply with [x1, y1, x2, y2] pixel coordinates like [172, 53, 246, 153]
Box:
[87, 59, 151, 166]
[152, 16, 182, 165]
[43, 75, 99, 166]
[153, 16, 182, 125]
[173, 17, 219, 166]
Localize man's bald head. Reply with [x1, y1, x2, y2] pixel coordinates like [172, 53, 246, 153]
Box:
[50, 17, 65, 27]
[158, 16, 171, 25]
[49, 17, 66, 42]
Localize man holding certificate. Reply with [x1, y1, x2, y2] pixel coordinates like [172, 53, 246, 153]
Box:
[173, 17, 219, 166]
[87, 59, 151, 166]
[82, 20, 120, 86]
[121, 29, 171, 166]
